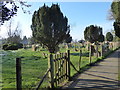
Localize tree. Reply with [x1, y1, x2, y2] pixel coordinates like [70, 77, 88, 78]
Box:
[106, 32, 113, 42]
[110, 0, 120, 38]
[111, 0, 120, 21]
[0, 1, 31, 25]
[65, 35, 72, 44]
[113, 21, 120, 38]
[65, 35, 72, 49]
[31, 4, 70, 53]
[7, 21, 22, 44]
[84, 25, 104, 57]
[84, 25, 103, 43]
[98, 35, 105, 42]
[0, 1, 18, 25]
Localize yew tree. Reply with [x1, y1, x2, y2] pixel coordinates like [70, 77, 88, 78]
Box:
[31, 4, 70, 53]
[84, 25, 103, 43]
[111, 0, 120, 38]
[106, 32, 113, 42]
[84, 25, 104, 57]
[65, 34, 72, 44]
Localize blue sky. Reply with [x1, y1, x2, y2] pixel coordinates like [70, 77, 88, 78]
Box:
[0, 2, 114, 40]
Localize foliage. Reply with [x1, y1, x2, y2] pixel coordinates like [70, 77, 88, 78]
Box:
[7, 35, 21, 44]
[0, 1, 31, 25]
[2, 44, 8, 50]
[65, 35, 72, 43]
[84, 25, 103, 43]
[0, 1, 18, 25]
[3, 44, 18, 50]
[2, 43, 23, 50]
[113, 21, 120, 38]
[31, 4, 70, 53]
[106, 32, 113, 42]
[98, 34, 105, 42]
[110, 1, 120, 38]
[6, 21, 22, 44]
[111, 0, 120, 21]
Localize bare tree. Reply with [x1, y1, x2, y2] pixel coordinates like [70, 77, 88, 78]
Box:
[7, 20, 22, 44]
[107, 9, 115, 20]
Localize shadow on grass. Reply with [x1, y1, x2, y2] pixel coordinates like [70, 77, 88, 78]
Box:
[20, 56, 42, 61]
[70, 52, 89, 57]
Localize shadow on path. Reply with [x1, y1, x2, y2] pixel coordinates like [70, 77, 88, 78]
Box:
[62, 49, 120, 89]
[66, 79, 119, 89]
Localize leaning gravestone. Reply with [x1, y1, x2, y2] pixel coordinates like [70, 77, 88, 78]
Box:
[32, 45, 36, 51]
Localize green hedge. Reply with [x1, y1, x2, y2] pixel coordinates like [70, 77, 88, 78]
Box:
[2, 43, 23, 50]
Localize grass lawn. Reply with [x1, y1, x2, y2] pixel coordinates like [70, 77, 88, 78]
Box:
[2, 48, 49, 88]
[1, 47, 111, 88]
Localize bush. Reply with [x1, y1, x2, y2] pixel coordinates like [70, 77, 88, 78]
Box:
[3, 44, 18, 50]
[2, 44, 8, 50]
[2, 43, 23, 50]
[6, 44, 18, 50]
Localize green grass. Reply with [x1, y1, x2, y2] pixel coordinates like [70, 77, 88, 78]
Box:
[2, 49, 49, 88]
[1, 46, 116, 88]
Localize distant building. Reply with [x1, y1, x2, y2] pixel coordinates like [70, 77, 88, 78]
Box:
[21, 36, 28, 45]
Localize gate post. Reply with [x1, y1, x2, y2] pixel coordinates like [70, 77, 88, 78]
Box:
[79, 50, 82, 71]
[67, 50, 71, 81]
[89, 45, 92, 64]
[16, 58, 22, 90]
[48, 54, 54, 88]
[101, 44, 103, 57]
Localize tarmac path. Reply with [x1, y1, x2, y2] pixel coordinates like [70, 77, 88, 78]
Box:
[62, 49, 120, 89]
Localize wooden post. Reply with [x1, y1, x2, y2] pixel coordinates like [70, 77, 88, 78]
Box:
[16, 58, 22, 90]
[54, 54, 57, 86]
[57, 54, 60, 84]
[67, 50, 71, 81]
[89, 45, 92, 64]
[96, 44, 98, 58]
[48, 54, 54, 88]
[65, 53, 68, 79]
[101, 44, 103, 57]
[59, 53, 61, 83]
[79, 50, 82, 71]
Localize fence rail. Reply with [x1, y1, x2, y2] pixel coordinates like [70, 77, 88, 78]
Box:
[36, 68, 50, 90]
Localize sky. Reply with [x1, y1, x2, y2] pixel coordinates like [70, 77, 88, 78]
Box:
[0, 1, 114, 41]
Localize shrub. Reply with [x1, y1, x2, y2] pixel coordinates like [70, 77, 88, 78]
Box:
[6, 44, 18, 50]
[2, 44, 18, 50]
[2, 44, 8, 50]
[2, 43, 23, 50]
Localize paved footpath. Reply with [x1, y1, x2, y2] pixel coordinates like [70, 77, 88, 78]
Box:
[62, 49, 120, 89]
